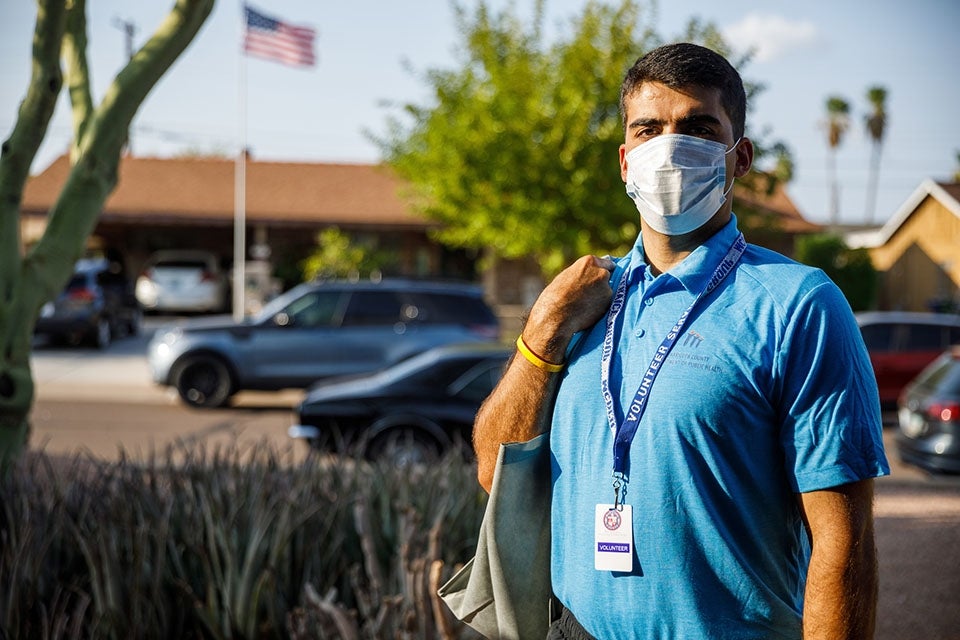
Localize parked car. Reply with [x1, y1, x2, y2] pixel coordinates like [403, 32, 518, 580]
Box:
[148, 278, 501, 408]
[136, 250, 229, 314]
[855, 311, 960, 407]
[896, 346, 960, 474]
[289, 342, 512, 464]
[35, 258, 141, 349]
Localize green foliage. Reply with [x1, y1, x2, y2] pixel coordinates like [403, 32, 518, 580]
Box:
[0, 444, 487, 638]
[825, 95, 851, 148]
[377, 0, 793, 278]
[796, 234, 878, 311]
[379, 0, 649, 277]
[300, 227, 398, 282]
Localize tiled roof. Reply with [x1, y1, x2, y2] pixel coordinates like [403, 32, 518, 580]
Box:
[22, 154, 431, 229]
[939, 181, 960, 204]
[732, 181, 821, 233]
[22, 154, 815, 232]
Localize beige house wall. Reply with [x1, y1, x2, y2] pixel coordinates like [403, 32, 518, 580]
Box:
[869, 196, 960, 311]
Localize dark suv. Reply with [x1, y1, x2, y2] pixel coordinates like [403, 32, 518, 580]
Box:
[35, 258, 141, 349]
[856, 311, 960, 407]
[147, 278, 500, 407]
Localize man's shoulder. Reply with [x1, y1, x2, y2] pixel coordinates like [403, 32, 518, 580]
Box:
[735, 243, 838, 303]
[740, 243, 827, 279]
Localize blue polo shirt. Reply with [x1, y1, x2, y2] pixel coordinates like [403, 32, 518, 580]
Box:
[550, 215, 889, 639]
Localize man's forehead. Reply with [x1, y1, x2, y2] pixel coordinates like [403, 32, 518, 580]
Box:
[624, 82, 729, 123]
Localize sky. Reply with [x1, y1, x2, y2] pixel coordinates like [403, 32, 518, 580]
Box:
[1, 0, 958, 229]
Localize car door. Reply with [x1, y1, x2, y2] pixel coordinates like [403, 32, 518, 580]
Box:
[247, 288, 348, 387]
[862, 321, 952, 405]
[338, 290, 424, 371]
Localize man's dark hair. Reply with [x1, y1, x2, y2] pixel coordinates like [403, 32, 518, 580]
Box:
[619, 43, 747, 140]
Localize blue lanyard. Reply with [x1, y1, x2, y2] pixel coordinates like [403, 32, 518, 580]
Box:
[600, 233, 746, 503]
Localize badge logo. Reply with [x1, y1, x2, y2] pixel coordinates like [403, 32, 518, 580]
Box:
[603, 509, 622, 531]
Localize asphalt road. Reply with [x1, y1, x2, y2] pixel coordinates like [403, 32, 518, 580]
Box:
[26, 325, 960, 640]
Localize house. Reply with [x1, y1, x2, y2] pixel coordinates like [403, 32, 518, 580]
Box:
[21, 154, 818, 320]
[846, 179, 960, 312]
[21, 154, 476, 288]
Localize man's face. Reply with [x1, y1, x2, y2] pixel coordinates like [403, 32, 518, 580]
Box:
[618, 81, 750, 187]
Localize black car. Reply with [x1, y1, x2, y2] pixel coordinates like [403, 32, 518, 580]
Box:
[289, 342, 512, 465]
[34, 258, 141, 349]
[897, 346, 960, 474]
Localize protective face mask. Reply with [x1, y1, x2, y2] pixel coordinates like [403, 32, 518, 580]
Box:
[624, 134, 739, 235]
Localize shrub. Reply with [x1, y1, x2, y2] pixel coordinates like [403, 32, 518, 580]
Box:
[0, 441, 487, 639]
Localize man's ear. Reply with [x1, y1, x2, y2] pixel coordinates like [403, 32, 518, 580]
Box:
[734, 137, 755, 178]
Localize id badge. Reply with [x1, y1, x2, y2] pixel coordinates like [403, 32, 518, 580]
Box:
[594, 504, 633, 572]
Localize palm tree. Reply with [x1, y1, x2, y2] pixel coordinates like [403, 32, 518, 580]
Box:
[825, 96, 851, 225]
[864, 86, 888, 224]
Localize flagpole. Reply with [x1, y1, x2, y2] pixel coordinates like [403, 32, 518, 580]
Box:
[233, 3, 247, 322]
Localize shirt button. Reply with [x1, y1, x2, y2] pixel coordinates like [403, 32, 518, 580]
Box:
[644, 297, 654, 306]
[635, 328, 646, 338]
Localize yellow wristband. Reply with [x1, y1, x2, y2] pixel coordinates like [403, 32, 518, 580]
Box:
[516, 335, 565, 373]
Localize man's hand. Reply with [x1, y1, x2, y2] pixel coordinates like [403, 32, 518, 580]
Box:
[521, 255, 616, 362]
[473, 255, 615, 492]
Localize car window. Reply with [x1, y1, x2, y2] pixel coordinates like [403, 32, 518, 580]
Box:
[450, 359, 507, 403]
[278, 290, 342, 328]
[414, 292, 497, 325]
[901, 324, 948, 351]
[915, 353, 960, 392]
[341, 291, 405, 327]
[153, 259, 209, 269]
[860, 323, 895, 352]
[950, 327, 960, 346]
[65, 274, 88, 291]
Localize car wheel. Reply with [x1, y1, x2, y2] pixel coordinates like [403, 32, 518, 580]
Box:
[173, 355, 234, 408]
[367, 429, 441, 467]
[90, 318, 112, 350]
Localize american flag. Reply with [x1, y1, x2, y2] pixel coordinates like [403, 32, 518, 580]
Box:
[243, 5, 316, 67]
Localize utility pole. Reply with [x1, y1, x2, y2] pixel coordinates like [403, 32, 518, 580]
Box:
[113, 17, 137, 155]
[113, 16, 137, 61]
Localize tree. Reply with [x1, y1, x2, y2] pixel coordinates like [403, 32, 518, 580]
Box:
[863, 85, 888, 224]
[300, 227, 398, 281]
[376, 0, 791, 279]
[795, 234, 877, 311]
[0, 0, 215, 467]
[824, 95, 851, 225]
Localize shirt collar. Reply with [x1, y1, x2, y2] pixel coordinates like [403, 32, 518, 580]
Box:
[628, 214, 742, 294]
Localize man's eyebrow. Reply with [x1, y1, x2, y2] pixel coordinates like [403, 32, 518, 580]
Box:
[677, 113, 722, 127]
[627, 117, 661, 130]
[626, 113, 723, 130]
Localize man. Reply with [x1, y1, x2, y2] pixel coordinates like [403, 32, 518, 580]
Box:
[473, 43, 889, 639]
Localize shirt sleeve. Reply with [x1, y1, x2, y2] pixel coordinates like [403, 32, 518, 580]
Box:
[774, 276, 890, 493]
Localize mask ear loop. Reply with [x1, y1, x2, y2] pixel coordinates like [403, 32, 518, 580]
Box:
[721, 137, 743, 198]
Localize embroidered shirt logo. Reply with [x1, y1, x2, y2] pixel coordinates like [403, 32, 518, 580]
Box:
[682, 330, 704, 348]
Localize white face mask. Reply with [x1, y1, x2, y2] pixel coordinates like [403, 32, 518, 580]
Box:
[624, 134, 739, 235]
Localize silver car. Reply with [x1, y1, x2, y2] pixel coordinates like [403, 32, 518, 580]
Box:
[136, 250, 229, 314]
[147, 278, 500, 407]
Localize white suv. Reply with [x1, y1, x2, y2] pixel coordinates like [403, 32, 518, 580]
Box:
[136, 250, 229, 314]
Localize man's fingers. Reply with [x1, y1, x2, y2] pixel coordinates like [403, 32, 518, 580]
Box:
[593, 256, 616, 272]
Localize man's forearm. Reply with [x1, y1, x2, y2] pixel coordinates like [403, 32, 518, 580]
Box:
[472, 254, 616, 493]
[473, 351, 563, 493]
[800, 482, 879, 639]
